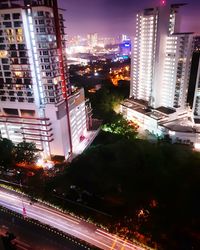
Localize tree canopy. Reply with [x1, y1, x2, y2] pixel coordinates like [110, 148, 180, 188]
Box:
[0, 138, 14, 168]
[47, 134, 200, 249]
[102, 113, 137, 140]
[0, 138, 39, 168]
[88, 83, 129, 120]
[14, 141, 39, 164]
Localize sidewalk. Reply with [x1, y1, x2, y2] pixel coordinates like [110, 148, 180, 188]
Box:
[72, 120, 102, 159]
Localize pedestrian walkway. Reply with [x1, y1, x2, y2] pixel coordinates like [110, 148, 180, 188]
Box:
[72, 119, 102, 159]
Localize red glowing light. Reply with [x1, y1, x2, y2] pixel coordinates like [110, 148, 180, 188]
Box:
[162, 0, 166, 5]
[23, 206, 27, 218]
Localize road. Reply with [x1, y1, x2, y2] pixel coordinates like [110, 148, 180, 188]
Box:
[0, 208, 88, 250]
[0, 187, 149, 250]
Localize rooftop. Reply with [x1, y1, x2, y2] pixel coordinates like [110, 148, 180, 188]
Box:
[122, 99, 169, 120]
[148, 110, 168, 120]
[122, 99, 150, 114]
[156, 106, 176, 115]
[162, 117, 196, 133]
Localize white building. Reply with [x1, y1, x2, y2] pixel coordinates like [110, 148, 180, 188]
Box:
[68, 88, 87, 150]
[123, 3, 200, 148]
[0, 0, 92, 159]
[121, 98, 200, 147]
[130, 3, 193, 110]
[161, 33, 193, 109]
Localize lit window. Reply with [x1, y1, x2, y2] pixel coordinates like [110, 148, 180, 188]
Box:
[16, 28, 23, 35]
[14, 71, 23, 77]
[0, 50, 8, 58]
[6, 29, 14, 35]
[16, 35, 23, 42]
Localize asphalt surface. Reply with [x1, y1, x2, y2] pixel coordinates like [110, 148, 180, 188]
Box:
[0, 187, 149, 250]
[0, 209, 89, 250]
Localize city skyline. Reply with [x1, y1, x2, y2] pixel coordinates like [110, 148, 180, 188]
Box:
[61, 0, 200, 36]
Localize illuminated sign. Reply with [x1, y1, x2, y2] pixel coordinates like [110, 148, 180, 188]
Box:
[120, 42, 131, 49]
[124, 43, 130, 47]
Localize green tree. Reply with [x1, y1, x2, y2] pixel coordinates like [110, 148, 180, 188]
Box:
[26, 168, 45, 197]
[89, 85, 125, 120]
[102, 113, 137, 140]
[15, 141, 39, 164]
[0, 138, 14, 169]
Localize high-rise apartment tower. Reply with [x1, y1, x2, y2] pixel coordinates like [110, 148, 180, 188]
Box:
[0, 0, 88, 159]
[130, 3, 194, 110]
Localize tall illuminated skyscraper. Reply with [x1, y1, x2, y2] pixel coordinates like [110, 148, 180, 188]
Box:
[0, 0, 89, 159]
[130, 3, 193, 110]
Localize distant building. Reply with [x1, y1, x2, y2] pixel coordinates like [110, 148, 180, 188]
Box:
[193, 36, 200, 51]
[118, 34, 129, 43]
[119, 40, 131, 57]
[87, 33, 98, 49]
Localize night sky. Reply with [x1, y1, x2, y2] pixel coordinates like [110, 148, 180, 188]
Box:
[59, 0, 200, 36]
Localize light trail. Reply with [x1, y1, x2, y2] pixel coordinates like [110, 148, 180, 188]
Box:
[0, 188, 150, 250]
[96, 229, 143, 250]
[110, 236, 117, 250]
[0, 192, 80, 224]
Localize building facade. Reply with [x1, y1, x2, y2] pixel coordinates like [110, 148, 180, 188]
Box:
[87, 33, 98, 50]
[122, 3, 200, 149]
[0, 0, 90, 159]
[130, 3, 194, 110]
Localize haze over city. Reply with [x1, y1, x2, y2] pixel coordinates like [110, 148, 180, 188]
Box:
[61, 0, 200, 36]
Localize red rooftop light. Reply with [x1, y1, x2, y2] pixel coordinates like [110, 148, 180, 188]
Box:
[162, 0, 166, 5]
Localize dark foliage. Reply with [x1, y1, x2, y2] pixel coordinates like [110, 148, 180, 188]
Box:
[14, 141, 39, 164]
[47, 135, 200, 249]
[0, 138, 39, 169]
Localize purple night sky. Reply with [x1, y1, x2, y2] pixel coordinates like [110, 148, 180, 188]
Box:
[59, 0, 200, 36]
